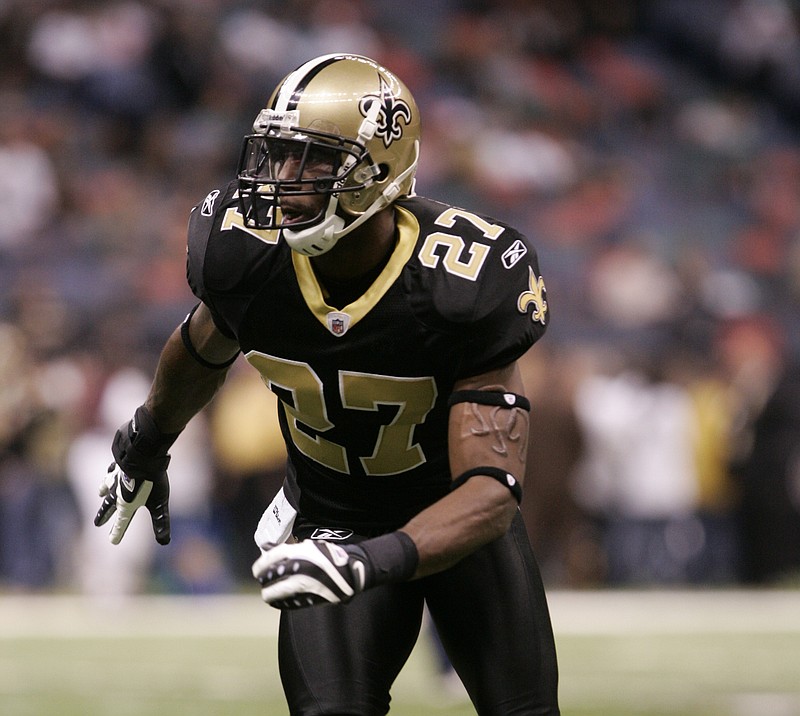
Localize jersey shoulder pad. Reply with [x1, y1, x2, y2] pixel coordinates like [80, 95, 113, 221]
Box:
[187, 181, 235, 302]
[188, 181, 283, 298]
[399, 195, 549, 375]
[400, 196, 547, 323]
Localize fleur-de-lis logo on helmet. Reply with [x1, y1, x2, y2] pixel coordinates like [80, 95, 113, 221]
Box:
[359, 76, 413, 148]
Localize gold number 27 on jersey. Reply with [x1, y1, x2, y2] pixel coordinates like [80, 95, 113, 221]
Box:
[246, 352, 437, 476]
[417, 207, 505, 281]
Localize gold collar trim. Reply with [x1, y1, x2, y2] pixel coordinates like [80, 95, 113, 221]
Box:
[292, 206, 419, 331]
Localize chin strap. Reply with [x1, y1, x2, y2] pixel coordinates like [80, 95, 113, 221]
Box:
[283, 140, 420, 257]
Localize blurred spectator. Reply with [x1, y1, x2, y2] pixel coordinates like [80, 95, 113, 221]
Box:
[719, 317, 800, 583]
[67, 366, 232, 598]
[27, 2, 162, 136]
[0, 96, 59, 250]
[208, 363, 287, 581]
[519, 345, 588, 585]
[684, 362, 742, 584]
[0, 322, 80, 590]
[66, 367, 158, 598]
[0, 409, 78, 589]
[570, 348, 704, 585]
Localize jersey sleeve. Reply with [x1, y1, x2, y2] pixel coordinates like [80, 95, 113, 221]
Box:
[456, 228, 549, 378]
[186, 185, 238, 339]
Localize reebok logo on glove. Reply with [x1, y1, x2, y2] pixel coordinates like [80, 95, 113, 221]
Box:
[252, 540, 368, 609]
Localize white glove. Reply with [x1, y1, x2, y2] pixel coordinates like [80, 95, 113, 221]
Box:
[93, 406, 175, 545]
[94, 464, 170, 545]
[252, 540, 368, 609]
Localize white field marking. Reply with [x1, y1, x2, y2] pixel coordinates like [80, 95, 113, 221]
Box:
[0, 594, 281, 638]
[547, 589, 800, 635]
[1, 590, 800, 639]
[730, 692, 800, 716]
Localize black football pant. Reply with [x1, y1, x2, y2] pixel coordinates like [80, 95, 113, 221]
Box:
[278, 513, 560, 715]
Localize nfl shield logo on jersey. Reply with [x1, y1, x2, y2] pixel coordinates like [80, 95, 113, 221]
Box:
[326, 311, 352, 337]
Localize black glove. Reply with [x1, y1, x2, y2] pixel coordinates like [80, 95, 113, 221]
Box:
[251, 532, 419, 609]
[94, 406, 179, 545]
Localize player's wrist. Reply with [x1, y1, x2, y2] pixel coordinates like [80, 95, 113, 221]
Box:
[345, 531, 419, 589]
[129, 405, 181, 456]
[112, 405, 181, 480]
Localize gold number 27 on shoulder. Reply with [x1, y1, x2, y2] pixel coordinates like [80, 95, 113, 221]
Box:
[417, 208, 505, 281]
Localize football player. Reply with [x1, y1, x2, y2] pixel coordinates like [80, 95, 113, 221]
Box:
[96, 53, 559, 715]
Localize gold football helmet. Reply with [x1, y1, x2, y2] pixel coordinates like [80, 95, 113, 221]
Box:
[237, 53, 421, 255]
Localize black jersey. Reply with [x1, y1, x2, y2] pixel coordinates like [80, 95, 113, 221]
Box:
[187, 182, 548, 532]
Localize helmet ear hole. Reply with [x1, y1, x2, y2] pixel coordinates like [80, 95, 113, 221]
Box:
[376, 163, 390, 182]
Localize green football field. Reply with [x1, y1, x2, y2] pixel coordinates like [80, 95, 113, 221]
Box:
[1, 590, 798, 715]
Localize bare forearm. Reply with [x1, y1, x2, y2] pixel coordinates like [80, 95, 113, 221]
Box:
[402, 361, 528, 578]
[401, 477, 516, 577]
[144, 326, 231, 434]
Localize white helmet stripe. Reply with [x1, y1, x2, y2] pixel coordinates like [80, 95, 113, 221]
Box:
[273, 54, 347, 112]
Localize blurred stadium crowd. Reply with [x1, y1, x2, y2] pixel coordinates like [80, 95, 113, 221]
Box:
[1, 0, 800, 597]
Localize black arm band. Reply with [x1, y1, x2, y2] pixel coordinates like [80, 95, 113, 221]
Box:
[448, 390, 530, 411]
[180, 304, 239, 370]
[451, 466, 523, 504]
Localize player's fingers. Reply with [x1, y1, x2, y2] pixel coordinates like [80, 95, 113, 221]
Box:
[108, 504, 136, 545]
[260, 574, 317, 604]
[148, 499, 171, 545]
[93, 493, 117, 527]
[260, 574, 341, 607]
[98, 464, 117, 497]
[108, 480, 152, 545]
[251, 544, 295, 580]
[267, 596, 324, 610]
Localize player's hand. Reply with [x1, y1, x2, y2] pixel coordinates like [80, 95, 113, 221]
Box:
[251, 540, 368, 609]
[95, 464, 170, 545]
[94, 406, 177, 545]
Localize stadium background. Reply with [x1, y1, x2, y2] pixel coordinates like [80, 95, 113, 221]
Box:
[1, 1, 799, 713]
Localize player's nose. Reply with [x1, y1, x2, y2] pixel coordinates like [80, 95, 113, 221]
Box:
[275, 157, 304, 183]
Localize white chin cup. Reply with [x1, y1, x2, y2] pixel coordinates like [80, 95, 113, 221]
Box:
[282, 213, 346, 256]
